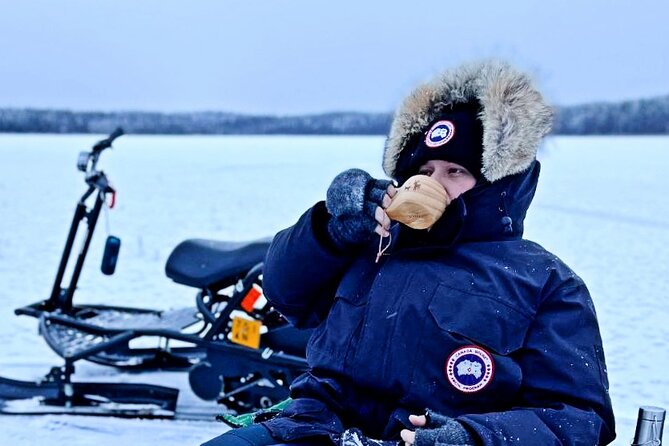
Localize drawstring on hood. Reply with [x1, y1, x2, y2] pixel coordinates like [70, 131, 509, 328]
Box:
[456, 160, 541, 244]
[500, 191, 514, 235]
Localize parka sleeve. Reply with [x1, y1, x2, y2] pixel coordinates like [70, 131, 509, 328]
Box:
[263, 201, 356, 329]
[456, 283, 616, 445]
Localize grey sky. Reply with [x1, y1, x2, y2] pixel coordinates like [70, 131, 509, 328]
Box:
[0, 0, 667, 114]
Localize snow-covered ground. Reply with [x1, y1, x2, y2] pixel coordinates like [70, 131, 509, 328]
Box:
[0, 134, 667, 445]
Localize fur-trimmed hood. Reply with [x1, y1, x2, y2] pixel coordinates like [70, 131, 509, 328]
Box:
[383, 60, 553, 183]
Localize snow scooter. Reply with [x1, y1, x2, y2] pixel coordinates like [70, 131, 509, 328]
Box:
[0, 129, 310, 419]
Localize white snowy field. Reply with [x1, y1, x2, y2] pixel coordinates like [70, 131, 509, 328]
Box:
[0, 133, 667, 445]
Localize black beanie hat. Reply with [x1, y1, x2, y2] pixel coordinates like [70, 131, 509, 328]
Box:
[394, 101, 484, 182]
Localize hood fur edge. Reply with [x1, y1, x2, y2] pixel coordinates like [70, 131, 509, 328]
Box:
[383, 60, 554, 182]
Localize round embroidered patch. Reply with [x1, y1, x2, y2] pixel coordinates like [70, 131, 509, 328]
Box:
[425, 120, 456, 148]
[445, 345, 495, 393]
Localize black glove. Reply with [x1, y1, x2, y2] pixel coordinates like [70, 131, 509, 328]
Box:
[325, 168, 392, 249]
[413, 411, 475, 446]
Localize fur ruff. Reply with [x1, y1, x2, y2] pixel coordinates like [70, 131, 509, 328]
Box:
[383, 60, 553, 182]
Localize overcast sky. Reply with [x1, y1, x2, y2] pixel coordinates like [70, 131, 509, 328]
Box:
[0, 0, 667, 114]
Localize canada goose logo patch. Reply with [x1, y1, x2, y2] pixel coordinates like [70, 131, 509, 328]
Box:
[446, 345, 495, 393]
[425, 120, 456, 148]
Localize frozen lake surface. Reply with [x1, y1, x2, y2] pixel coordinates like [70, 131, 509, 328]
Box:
[0, 134, 668, 445]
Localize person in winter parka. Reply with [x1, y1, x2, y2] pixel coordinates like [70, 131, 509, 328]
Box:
[204, 60, 616, 446]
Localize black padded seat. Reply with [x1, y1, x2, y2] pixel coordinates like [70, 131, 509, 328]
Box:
[165, 238, 271, 289]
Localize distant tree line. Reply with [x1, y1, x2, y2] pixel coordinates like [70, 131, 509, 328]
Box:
[0, 109, 393, 135]
[1, 95, 668, 135]
[553, 95, 669, 134]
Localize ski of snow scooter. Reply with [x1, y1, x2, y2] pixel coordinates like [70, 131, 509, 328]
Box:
[0, 372, 181, 418]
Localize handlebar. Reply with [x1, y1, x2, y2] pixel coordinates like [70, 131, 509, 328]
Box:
[77, 128, 125, 195]
[92, 127, 124, 153]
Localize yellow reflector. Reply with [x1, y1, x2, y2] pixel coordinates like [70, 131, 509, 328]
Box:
[231, 317, 262, 349]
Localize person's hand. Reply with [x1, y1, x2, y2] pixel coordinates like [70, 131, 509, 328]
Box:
[400, 414, 426, 445]
[325, 168, 396, 249]
[400, 412, 474, 446]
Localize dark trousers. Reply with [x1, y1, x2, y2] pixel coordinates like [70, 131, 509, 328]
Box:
[201, 424, 319, 446]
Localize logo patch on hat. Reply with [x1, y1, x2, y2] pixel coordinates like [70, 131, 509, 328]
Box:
[446, 345, 495, 393]
[425, 120, 456, 148]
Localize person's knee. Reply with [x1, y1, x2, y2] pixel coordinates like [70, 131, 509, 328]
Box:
[201, 424, 275, 446]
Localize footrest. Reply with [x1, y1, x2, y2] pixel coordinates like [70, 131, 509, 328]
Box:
[38, 307, 205, 368]
[81, 306, 200, 331]
[41, 317, 132, 359]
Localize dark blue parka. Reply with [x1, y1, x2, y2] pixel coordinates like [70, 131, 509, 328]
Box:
[262, 161, 615, 445]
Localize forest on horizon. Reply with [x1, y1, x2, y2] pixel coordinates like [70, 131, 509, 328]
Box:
[1, 95, 668, 135]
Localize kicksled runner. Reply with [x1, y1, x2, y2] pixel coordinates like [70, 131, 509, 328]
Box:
[0, 129, 311, 420]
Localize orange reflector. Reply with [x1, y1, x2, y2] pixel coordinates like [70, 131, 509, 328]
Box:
[241, 284, 263, 313]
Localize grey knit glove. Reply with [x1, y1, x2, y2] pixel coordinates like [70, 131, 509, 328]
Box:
[413, 411, 475, 446]
[325, 168, 392, 249]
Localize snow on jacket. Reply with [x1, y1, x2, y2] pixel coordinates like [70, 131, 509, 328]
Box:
[262, 160, 616, 445]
